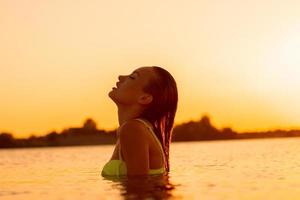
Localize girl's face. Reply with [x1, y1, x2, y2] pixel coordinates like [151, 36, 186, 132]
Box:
[108, 67, 156, 106]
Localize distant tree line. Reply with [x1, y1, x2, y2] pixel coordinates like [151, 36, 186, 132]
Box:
[0, 118, 117, 148]
[172, 116, 237, 141]
[1, 115, 300, 148]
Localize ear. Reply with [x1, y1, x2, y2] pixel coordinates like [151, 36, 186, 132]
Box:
[138, 94, 153, 105]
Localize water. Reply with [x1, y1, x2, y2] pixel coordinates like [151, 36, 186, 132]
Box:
[1, 137, 300, 199]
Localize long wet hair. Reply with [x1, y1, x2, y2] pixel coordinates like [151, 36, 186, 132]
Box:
[139, 66, 178, 172]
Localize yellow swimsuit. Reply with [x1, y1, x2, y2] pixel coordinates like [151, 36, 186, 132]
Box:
[101, 118, 165, 176]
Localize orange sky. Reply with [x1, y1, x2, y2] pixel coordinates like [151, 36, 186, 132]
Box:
[1, 0, 300, 138]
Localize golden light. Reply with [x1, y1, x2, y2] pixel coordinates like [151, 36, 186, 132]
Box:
[259, 24, 300, 92]
[280, 32, 300, 67]
[247, 23, 300, 130]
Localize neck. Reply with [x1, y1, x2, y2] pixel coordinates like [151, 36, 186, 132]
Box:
[117, 104, 143, 126]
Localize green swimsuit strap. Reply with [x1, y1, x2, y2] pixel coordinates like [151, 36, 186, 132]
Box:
[134, 118, 165, 155]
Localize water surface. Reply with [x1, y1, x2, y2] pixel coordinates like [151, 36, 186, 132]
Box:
[1, 137, 300, 199]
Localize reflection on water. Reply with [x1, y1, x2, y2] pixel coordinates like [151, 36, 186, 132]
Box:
[1, 138, 300, 199]
[103, 174, 179, 199]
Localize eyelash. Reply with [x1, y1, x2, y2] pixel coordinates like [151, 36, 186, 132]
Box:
[129, 76, 135, 79]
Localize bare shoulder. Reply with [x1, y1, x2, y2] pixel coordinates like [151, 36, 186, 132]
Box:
[119, 119, 151, 175]
[119, 119, 150, 143]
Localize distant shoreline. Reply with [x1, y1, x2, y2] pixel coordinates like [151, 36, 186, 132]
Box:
[1, 116, 300, 149]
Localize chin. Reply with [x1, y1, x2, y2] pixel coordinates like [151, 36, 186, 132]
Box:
[108, 90, 114, 99]
[108, 90, 118, 103]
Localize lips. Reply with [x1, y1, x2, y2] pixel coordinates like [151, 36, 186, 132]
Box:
[112, 82, 120, 90]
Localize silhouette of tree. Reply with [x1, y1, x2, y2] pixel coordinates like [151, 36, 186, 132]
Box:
[29, 135, 37, 140]
[172, 115, 238, 141]
[0, 132, 15, 147]
[83, 118, 97, 130]
[45, 131, 59, 145]
[200, 115, 211, 127]
[220, 127, 237, 139]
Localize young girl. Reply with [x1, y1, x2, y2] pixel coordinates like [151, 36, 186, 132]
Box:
[101, 66, 178, 176]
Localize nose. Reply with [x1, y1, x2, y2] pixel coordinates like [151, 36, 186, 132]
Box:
[118, 75, 126, 81]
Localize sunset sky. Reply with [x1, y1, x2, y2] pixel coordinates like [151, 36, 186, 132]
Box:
[1, 0, 300, 138]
